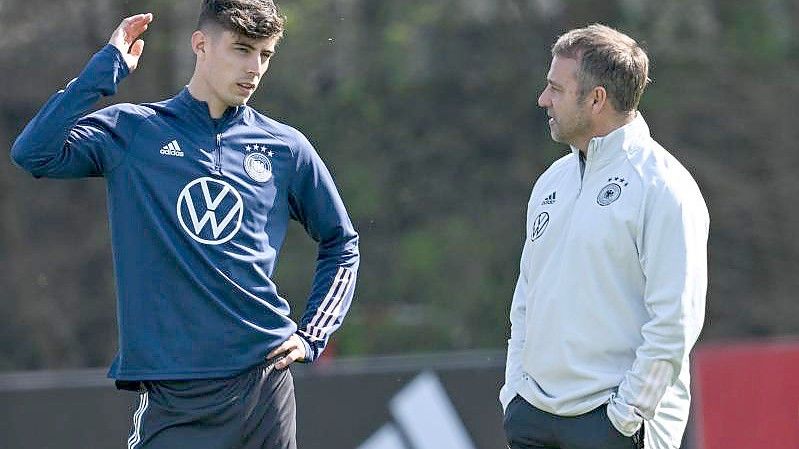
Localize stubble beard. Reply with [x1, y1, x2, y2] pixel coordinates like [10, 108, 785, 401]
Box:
[550, 110, 589, 147]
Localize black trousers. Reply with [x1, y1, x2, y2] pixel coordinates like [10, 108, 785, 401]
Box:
[121, 361, 296, 449]
[503, 395, 644, 449]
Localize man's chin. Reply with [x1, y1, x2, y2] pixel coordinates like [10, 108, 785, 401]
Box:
[227, 96, 250, 107]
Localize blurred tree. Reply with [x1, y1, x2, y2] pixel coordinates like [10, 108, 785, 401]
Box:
[0, 0, 798, 370]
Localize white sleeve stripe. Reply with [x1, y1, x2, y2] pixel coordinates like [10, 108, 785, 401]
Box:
[635, 361, 671, 414]
[127, 390, 148, 449]
[310, 278, 352, 339]
[308, 267, 348, 328]
[312, 292, 346, 339]
[634, 363, 658, 414]
[308, 267, 346, 327]
[312, 271, 352, 324]
[653, 363, 673, 408]
[305, 268, 355, 339]
[307, 270, 353, 337]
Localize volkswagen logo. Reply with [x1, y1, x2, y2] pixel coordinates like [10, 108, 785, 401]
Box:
[531, 212, 550, 242]
[176, 177, 244, 245]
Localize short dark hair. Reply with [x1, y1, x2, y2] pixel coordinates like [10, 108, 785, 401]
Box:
[552, 24, 649, 113]
[198, 0, 285, 39]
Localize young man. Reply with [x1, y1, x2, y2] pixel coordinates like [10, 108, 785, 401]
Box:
[10, 1, 359, 448]
[501, 25, 708, 449]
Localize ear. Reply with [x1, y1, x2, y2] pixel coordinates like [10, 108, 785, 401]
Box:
[590, 86, 608, 114]
[191, 30, 207, 57]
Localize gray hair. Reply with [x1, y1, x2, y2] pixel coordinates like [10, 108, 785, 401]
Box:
[552, 24, 650, 112]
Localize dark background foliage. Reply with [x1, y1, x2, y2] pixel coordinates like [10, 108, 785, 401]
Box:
[1, 0, 797, 370]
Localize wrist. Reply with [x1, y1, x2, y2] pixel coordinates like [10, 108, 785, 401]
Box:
[296, 332, 314, 363]
[607, 394, 643, 437]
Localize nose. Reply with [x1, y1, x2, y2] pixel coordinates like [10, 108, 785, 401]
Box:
[246, 54, 263, 76]
[246, 62, 259, 76]
[537, 87, 550, 108]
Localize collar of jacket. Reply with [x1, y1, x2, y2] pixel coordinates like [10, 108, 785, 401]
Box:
[175, 87, 247, 131]
[570, 112, 651, 168]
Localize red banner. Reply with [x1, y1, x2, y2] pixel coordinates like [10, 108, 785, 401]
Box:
[693, 340, 799, 448]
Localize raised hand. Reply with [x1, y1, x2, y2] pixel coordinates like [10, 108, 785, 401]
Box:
[108, 13, 153, 72]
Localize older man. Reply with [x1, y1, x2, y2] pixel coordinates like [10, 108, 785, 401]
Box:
[501, 24, 708, 449]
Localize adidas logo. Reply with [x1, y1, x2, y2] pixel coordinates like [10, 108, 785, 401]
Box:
[541, 191, 556, 205]
[159, 140, 184, 157]
[357, 372, 476, 449]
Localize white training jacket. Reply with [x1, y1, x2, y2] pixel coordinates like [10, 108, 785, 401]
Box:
[500, 114, 708, 449]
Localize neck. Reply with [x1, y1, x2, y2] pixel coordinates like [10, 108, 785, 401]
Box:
[575, 110, 636, 155]
[187, 76, 227, 119]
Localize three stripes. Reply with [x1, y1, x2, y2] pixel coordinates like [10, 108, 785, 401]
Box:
[303, 267, 356, 342]
[127, 391, 148, 449]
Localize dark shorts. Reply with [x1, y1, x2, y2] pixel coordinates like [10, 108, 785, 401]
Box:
[503, 395, 644, 449]
[120, 361, 296, 449]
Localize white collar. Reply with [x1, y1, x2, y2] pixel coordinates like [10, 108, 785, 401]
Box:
[570, 112, 650, 165]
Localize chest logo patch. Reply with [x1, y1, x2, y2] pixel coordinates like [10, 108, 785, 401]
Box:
[531, 212, 550, 242]
[597, 177, 627, 206]
[243, 144, 274, 183]
[243, 152, 273, 183]
[177, 177, 244, 245]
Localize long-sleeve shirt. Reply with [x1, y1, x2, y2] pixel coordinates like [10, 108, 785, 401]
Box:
[500, 114, 708, 449]
[10, 45, 360, 380]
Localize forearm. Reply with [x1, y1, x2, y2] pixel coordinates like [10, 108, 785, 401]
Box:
[297, 231, 359, 361]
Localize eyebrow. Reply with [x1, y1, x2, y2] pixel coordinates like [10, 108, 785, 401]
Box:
[233, 40, 274, 55]
[233, 40, 256, 50]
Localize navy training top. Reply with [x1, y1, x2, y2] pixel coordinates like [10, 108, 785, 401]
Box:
[10, 45, 360, 380]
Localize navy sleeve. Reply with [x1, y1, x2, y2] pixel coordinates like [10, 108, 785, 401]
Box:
[288, 132, 360, 362]
[10, 45, 134, 178]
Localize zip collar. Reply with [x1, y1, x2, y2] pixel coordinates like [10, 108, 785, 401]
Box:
[570, 112, 650, 168]
[175, 87, 246, 130]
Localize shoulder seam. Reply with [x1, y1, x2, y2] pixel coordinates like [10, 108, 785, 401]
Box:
[248, 109, 300, 158]
[105, 105, 156, 175]
[626, 142, 659, 265]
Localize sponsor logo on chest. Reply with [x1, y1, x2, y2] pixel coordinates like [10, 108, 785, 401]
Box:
[176, 177, 244, 245]
[530, 212, 550, 242]
[159, 140, 184, 157]
[164, 140, 282, 245]
[541, 191, 557, 205]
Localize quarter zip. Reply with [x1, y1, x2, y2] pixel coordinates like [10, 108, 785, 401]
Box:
[577, 152, 588, 194]
[558, 149, 595, 246]
[214, 132, 223, 175]
[577, 139, 599, 196]
[175, 90, 245, 177]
